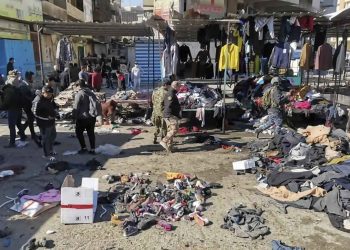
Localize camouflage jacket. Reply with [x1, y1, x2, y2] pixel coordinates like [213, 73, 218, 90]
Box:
[152, 87, 167, 118]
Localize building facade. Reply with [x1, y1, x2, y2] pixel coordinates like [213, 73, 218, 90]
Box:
[0, 0, 42, 76]
[337, 0, 350, 10]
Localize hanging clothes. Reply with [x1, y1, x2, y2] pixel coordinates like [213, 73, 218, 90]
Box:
[315, 43, 333, 71]
[255, 16, 274, 40]
[300, 43, 313, 70]
[335, 42, 346, 74]
[288, 25, 302, 42]
[314, 25, 327, 53]
[195, 49, 210, 78]
[170, 44, 179, 75]
[161, 46, 172, 78]
[269, 42, 291, 69]
[230, 30, 243, 52]
[298, 16, 314, 32]
[56, 37, 74, 63]
[178, 44, 192, 63]
[278, 16, 291, 42]
[219, 44, 240, 71]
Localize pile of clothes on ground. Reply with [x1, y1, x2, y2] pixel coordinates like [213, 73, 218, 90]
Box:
[176, 83, 221, 109]
[99, 172, 222, 237]
[221, 204, 270, 239]
[112, 90, 148, 101]
[55, 82, 105, 108]
[247, 125, 350, 232]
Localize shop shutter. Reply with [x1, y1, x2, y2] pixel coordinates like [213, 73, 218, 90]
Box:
[135, 38, 162, 88]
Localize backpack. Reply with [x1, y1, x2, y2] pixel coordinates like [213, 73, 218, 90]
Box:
[88, 93, 101, 118]
[262, 86, 280, 109]
[262, 87, 273, 109]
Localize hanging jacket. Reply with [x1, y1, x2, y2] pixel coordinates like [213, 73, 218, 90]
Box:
[315, 43, 333, 70]
[336, 43, 346, 74]
[219, 44, 240, 71]
[300, 43, 313, 70]
[170, 44, 179, 75]
[161, 46, 172, 78]
[298, 16, 314, 32]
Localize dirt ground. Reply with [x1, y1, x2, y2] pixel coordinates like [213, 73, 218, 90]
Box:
[1, 119, 350, 250]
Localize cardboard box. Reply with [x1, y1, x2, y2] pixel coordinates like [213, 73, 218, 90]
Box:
[61, 176, 99, 224]
[232, 159, 255, 171]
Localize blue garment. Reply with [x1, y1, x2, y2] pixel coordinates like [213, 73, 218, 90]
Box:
[271, 42, 291, 69]
[272, 240, 303, 250]
[257, 109, 282, 134]
[260, 57, 269, 74]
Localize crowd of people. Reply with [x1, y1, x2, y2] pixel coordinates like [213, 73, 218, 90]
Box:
[0, 63, 102, 161]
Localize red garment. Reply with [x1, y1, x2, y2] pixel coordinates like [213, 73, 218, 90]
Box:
[117, 73, 125, 81]
[178, 127, 189, 134]
[131, 128, 142, 135]
[91, 72, 102, 89]
[178, 85, 190, 93]
[298, 16, 314, 32]
[294, 101, 311, 110]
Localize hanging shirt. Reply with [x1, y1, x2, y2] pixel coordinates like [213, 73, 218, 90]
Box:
[315, 43, 333, 70]
[219, 44, 240, 71]
[300, 43, 313, 70]
[255, 16, 275, 40]
[131, 65, 141, 80]
[179, 45, 192, 63]
[161, 47, 171, 78]
[298, 16, 314, 32]
[170, 44, 179, 75]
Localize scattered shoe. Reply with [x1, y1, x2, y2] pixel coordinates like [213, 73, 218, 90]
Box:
[193, 213, 209, 226]
[159, 141, 170, 153]
[123, 225, 138, 237]
[78, 148, 88, 154]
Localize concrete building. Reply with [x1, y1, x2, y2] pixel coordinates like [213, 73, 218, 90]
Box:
[92, 0, 112, 22]
[0, 0, 42, 76]
[321, 0, 338, 14]
[337, 0, 350, 10]
[121, 6, 144, 23]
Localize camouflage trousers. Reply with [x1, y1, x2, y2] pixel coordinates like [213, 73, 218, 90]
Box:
[162, 117, 179, 146]
[153, 116, 167, 140]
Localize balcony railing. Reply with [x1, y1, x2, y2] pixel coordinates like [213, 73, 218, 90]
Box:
[42, 1, 67, 20]
[66, 2, 84, 22]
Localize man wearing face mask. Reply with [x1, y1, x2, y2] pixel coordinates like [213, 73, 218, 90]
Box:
[0, 70, 26, 148]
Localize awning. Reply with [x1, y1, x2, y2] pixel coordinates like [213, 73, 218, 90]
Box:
[37, 21, 154, 37]
[328, 7, 350, 22]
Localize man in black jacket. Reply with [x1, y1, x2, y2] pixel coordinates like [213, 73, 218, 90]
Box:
[19, 72, 41, 147]
[32, 86, 58, 159]
[6, 58, 14, 76]
[160, 81, 181, 153]
[0, 70, 26, 148]
[73, 79, 101, 155]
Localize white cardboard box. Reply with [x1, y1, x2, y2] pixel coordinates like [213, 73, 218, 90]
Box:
[61, 177, 99, 224]
[232, 159, 255, 171]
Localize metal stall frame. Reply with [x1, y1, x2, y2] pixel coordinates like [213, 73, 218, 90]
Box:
[34, 21, 154, 99]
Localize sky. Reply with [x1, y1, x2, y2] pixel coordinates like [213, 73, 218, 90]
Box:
[121, 0, 143, 7]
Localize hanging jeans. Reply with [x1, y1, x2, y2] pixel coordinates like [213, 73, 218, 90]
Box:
[7, 110, 25, 145]
[260, 58, 269, 75]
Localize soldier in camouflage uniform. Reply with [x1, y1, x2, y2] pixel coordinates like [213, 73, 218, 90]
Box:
[152, 78, 172, 144]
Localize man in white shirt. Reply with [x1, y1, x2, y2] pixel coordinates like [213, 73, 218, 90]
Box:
[131, 63, 141, 91]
